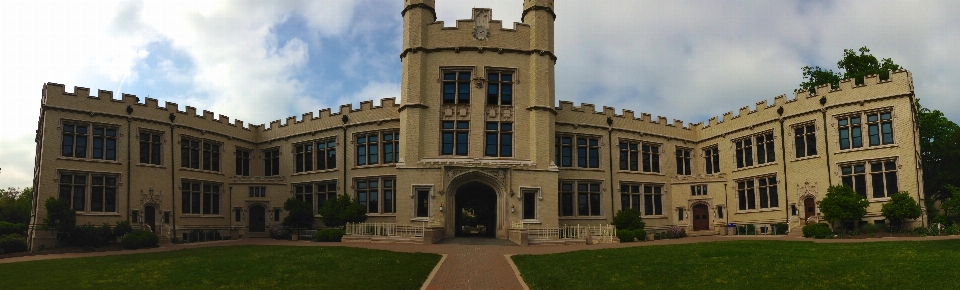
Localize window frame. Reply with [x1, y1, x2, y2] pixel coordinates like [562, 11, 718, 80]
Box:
[703, 145, 721, 174]
[559, 180, 603, 218]
[262, 147, 281, 176]
[181, 180, 221, 216]
[235, 147, 251, 176]
[485, 69, 514, 106]
[691, 184, 707, 196]
[356, 131, 399, 166]
[355, 176, 397, 215]
[58, 171, 120, 213]
[840, 158, 899, 200]
[138, 130, 163, 165]
[180, 136, 221, 172]
[735, 175, 779, 211]
[441, 69, 473, 105]
[441, 121, 470, 156]
[675, 147, 693, 175]
[556, 134, 601, 169]
[61, 121, 121, 161]
[520, 187, 541, 222]
[485, 121, 513, 157]
[733, 131, 776, 170]
[293, 137, 338, 173]
[412, 185, 434, 221]
[792, 122, 818, 159]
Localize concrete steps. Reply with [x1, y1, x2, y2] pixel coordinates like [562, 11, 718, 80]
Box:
[687, 230, 717, 237]
[342, 235, 424, 244]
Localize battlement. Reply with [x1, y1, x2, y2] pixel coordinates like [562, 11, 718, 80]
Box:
[555, 100, 696, 133]
[259, 97, 401, 137]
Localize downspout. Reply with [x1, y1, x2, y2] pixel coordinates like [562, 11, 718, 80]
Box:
[606, 117, 615, 220]
[820, 101, 832, 185]
[126, 105, 133, 222]
[229, 186, 233, 231]
[779, 118, 789, 225]
[723, 183, 729, 224]
[342, 115, 349, 198]
[169, 113, 177, 241]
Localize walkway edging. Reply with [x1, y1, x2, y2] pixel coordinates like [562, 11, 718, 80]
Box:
[420, 254, 447, 290]
[505, 254, 530, 290]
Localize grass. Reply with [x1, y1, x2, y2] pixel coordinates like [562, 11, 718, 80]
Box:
[0, 245, 441, 290]
[512, 240, 960, 290]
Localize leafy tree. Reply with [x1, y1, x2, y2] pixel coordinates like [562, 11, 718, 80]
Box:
[282, 198, 314, 230]
[612, 208, 645, 231]
[42, 197, 76, 245]
[819, 185, 869, 231]
[0, 187, 32, 224]
[940, 185, 960, 223]
[880, 191, 922, 229]
[916, 100, 960, 202]
[318, 194, 367, 228]
[798, 46, 901, 93]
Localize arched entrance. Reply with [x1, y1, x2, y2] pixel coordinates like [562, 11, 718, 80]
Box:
[455, 182, 497, 237]
[144, 205, 157, 234]
[249, 205, 266, 233]
[692, 203, 710, 231]
[803, 197, 816, 222]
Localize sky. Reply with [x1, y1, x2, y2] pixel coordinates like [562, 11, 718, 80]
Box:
[1, 0, 959, 189]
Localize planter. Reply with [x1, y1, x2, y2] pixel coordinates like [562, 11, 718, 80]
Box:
[646, 233, 655, 241]
[291, 233, 300, 241]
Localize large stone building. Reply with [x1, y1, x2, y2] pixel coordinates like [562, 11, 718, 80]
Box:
[29, 0, 924, 247]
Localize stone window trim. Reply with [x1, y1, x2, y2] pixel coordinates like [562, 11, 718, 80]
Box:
[730, 130, 777, 171]
[439, 67, 474, 105]
[675, 146, 694, 176]
[262, 147, 281, 176]
[485, 67, 517, 106]
[559, 180, 605, 218]
[292, 136, 338, 173]
[518, 186, 542, 222]
[837, 157, 901, 201]
[354, 176, 397, 216]
[440, 121, 470, 157]
[702, 145, 721, 175]
[60, 120, 123, 161]
[137, 129, 165, 166]
[411, 184, 435, 222]
[690, 184, 708, 196]
[619, 182, 666, 217]
[179, 179, 223, 217]
[715, 204, 725, 218]
[617, 138, 661, 173]
[292, 180, 338, 216]
[788, 120, 820, 161]
[179, 135, 223, 173]
[235, 147, 252, 177]
[832, 107, 897, 152]
[556, 134, 603, 169]
[56, 170, 122, 213]
[733, 174, 781, 213]
[484, 121, 513, 157]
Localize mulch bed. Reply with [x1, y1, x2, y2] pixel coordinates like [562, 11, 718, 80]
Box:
[0, 243, 128, 260]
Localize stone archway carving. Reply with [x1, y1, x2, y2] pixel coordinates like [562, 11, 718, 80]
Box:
[796, 181, 819, 224]
[443, 168, 509, 238]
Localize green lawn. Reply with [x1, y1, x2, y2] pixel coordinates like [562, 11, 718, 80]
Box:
[512, 240, 960, 290]
[0, 245, 440, 289]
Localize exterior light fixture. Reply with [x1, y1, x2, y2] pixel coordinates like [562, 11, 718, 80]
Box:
[511, 205, 515, 213]
[439, 203, 443, 212]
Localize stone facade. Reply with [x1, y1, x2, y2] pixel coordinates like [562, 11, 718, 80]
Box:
[28, 0, 924, 247]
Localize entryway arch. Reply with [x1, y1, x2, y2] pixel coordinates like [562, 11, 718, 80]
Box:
[445, 169, 507, 239]
[692, 203, 710, 231]
[455, 182, 498, 237]
[248, 204, 266, 233]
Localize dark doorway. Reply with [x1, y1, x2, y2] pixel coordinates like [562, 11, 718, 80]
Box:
[692, 204, 709, 231]
[455, 182, 497, 237]
[249, 205, 266, 232]
[144, 205, 157, 234]
[803, 198, 816, 222]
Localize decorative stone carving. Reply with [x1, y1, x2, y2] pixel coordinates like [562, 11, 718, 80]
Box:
[796, 180, 818, 201]
[472, 8, 491, 41]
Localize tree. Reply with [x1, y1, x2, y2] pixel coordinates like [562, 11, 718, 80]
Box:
[940, 185, 960, 223]
[819, 185, 869, 231]
[42, 197, 76, 245]
[318, 194, 367, 228]
[612, 208, 645, 231]
[282, 198, 314, 230]
[880, 191, 922, 229]
[916, 100, 960, 202]
[0, 187, 32, 224]
[798, 46, 901, 93]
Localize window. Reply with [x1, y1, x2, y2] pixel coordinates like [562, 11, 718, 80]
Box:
[294, 138, 339, 172]
[441, 121, 469, 156]
[59, 173, 118, 212]
[62, 123, 118, 160]
[236, 148, 251, 176]
[838, 115, 863, 150]
[794, 124, 817, 158]
[643, 185, 663, 216]
[717, 206, 724, 218]
[357, 131, 399, 165]
[704, 146, 720, 174]
[620, 141, 660, 172]
[737, 176, 778, 210]
[756, 133, 776, 165]
[840, 164, 868, 198]
[249, 186, 265, 198]
[294, 143, 313, 173]
[677, 208, 684, 221]
[442, 70, 471, 104]
[263, 148, 280, 176]
[316, 182, 337, 212]
[866, 111, 894, 146]
[273, 208, 281, 222]
[559, 181, 601, 217]
[735, 132, 775, 169]
[139, 131, 162, 165]
[557, 135, 599, 168]
[317, 139, 338, 170]
[234, 207, 242, 222]
[356, 177, 396, 214]
[415, 188, 430, 218]
[521, 189, 538, 220]
[181, 137, 220, 171]
[691, 185, 707, 196]
[485, 122, 513, 157]
[294, 184, 313, 207]
[620, 184, 640, 212]
[486, 71, 513, 105]
[676, 148, 692, 175]
[182, 181, 220, 215]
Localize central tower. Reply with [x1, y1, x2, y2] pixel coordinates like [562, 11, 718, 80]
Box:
[396, 0, 559, 238]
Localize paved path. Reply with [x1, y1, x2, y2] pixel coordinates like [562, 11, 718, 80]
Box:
[3, 234, 959, 289]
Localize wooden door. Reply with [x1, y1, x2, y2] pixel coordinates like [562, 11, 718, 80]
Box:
[804, 198, 816, 221]
[144, 205, 156, 234]
[249, 205, 266, 232]
[692, 204, 710, 231]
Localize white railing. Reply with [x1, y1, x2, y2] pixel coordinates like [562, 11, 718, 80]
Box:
[523, 224, 618, 243]
[301, 230, 318, 240]
[345, 222, 425, 237]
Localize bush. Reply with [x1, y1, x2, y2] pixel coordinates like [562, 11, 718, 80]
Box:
[269, 225, 291, 240]
[860, 223, 882, 234]
[928, 224, 943, 236]
[313, 229, 345, 242]
[802, 223, 833, 239]
[318, 194, 367, 228]
[121, 230, 159, 249]
[0, 221, 27, 236]
[738, 224, 757, 235]
[612, 209, 645, 231]
[881, 192, 922, 228]
[113, 220, 133, 240]
[0, 234, 28, 254]
[945, 224, 960, 236]
[667, 226, 686, 239]
[820, 185, 869, 227]
[774, 222, 789, 235]
[633, 229, 647, 241]
[282, 198, 314, 230]
[68, 223, 114, 247]
[616, 229, 635, 242]
[912, 226, 929, 236]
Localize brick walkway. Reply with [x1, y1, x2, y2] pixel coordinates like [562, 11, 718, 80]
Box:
[3, 234, 959, 289]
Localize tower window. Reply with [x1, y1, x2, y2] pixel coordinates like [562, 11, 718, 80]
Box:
[442, 71, 471, 104]
[486, 71, 513, 106]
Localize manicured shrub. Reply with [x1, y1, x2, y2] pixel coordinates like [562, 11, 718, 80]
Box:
[0, 221, 27, 236]
[121, 230, 159, 249]
[912, 226, 929, 236]
[612, 209, 645, 231]
[0, 234, 28, 254]
[927, 224, 943, 236]
[667, 226, 686, 239]
[633, 229, 647, 241]
[269, 225, 291, 240]
[802, 223, 833, 239]
[68, 223, 112, 247]
[318, 194, 367, 228]
[945, 224, 960, 236]
[881, 192, 922, 229]
[113, 220, 133, 240]
[616, 229, 635, 242]
[860, 223, 882, 234]
[738, 224, 757, 235]
[313, 229, 346, 242]
[820, 185, 868, 228]
[282, 198, 314, 230]
[774, 223, 789, 235]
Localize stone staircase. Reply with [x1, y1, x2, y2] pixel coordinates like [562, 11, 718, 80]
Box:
[687, 230, 716, 237]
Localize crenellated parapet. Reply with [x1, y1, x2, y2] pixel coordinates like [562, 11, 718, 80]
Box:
[554, 100, 698, 142]
[256, 98, 401, 141]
